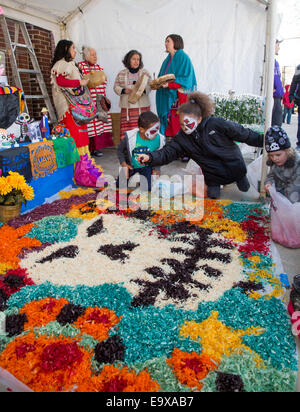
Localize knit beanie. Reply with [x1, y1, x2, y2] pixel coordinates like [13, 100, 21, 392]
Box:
[265, 126, 291, 153]
[293, 275, 300, 294]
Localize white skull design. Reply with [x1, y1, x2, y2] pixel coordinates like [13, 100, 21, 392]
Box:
[269, 142, 280, 152]
[20, 214, 242, 310]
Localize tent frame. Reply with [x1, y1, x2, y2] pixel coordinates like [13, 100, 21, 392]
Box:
[58, 0, 277, 199]
[1, 0, 277, 197]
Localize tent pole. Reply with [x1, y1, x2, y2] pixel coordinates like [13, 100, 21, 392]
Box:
[260, 0, 277, 199]
[61, 0, 93, 26]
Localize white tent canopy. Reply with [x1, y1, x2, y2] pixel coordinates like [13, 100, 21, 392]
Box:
[0, 0, 89, 23]
[0, 0, 272, 111]
[0, 0, 278, 196]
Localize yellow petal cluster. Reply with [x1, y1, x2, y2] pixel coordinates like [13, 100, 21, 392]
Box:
[180, 311, 265, 367]
[0, 172, 34, 202]
[0, 177, 12, 196]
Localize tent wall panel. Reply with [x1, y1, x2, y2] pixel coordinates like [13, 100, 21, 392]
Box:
[66, 0, 267, 113]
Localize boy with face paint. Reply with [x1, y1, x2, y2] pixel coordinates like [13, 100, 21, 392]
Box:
[117, 111, 166, 191]
[138, 92, 264, 199]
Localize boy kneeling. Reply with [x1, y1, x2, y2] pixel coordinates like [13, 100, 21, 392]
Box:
[117, 111, 165, 192]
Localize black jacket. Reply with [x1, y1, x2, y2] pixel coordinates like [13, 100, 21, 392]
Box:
[149, 117, 264, 186]
[289, 66, 300, 106]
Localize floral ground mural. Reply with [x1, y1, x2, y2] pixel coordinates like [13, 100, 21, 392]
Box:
[0, 188, 297, 392]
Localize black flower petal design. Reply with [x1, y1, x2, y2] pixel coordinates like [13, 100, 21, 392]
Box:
[215, 372, 245, 392]
[37, 246, 79, 264]
[94, 336, 125, 365]
[56, 304, 86, 326]
[87, 217, 104, 238]
[6, 314, 27, 337]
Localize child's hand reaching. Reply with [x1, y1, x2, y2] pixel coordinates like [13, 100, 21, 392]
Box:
[137, 154, 150, 165]
[265, 184, 272, 193]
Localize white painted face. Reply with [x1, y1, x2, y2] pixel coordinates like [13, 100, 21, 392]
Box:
[145, 123, 160, 140]
[20, 214, 242, 310]
[182, 115, 198, 135]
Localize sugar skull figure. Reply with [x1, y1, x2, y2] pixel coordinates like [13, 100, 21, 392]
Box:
[15, 112, 34, 142]
[0, 129, 13, 148]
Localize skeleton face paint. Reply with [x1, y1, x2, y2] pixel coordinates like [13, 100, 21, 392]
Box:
[183, 116, 198, 135]
[145, 123, 160, 140]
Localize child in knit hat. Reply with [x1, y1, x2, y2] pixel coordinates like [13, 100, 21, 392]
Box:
[265, 126, 300, 203]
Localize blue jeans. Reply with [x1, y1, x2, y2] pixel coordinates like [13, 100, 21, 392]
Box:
[272, 97, 283, 127]
[283, 107, 292, 124]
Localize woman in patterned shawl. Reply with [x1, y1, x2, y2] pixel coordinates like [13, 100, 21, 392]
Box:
[78, 47, 114, 157]
[50, 40, 91, 155]
[114, 50, 152, 140]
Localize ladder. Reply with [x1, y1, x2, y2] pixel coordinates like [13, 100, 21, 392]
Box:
[0, 15, 57, 123]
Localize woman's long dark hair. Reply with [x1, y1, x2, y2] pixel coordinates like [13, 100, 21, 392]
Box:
[51, 40, 74, 68]
[122, 50, 144, 70]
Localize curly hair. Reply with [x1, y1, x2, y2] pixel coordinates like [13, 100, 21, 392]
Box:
[122, 50, 144, 70]
[179, 92, 215, 119]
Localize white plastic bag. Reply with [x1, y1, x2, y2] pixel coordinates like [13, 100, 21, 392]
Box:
[269, 185, 300, 249]
[247, 155, 263, 193]
[153, 179, 189, 198]
[179, 160, 206, 198]
[0, 367, 33, 392]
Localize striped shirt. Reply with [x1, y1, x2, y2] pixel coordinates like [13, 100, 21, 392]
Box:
[78, 61, 113, 139]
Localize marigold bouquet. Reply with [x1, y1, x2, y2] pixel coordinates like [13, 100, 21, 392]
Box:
[0, 171, 34, 206]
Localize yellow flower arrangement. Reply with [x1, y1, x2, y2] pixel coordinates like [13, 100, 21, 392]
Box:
[0, 171, 34, 206]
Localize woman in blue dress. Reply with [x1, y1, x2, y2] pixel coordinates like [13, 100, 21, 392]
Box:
[156, 34, 197, 138]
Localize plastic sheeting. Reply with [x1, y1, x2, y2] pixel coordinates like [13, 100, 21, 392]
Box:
[68, 0, 267, 112]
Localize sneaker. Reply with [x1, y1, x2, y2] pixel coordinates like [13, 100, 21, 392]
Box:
[92, 151, 104, 157]
[207, 186, 221, 199]
[236, 176, 250, 192]
[181, 157, 190, 163]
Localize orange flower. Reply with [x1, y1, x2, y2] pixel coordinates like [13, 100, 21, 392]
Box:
[20, 298, 69, 330]
[66, 200, 101, 220]
[0, 224, 41, 271]
[0, 333, 92, 392]
[74, 307, 122, 342]
[167, 348, 218, 391]
[76, 365, 160, 393]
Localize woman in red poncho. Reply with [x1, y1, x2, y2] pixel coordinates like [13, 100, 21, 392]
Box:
[50, 40, 92, 155]
[78, 47, 114, 158]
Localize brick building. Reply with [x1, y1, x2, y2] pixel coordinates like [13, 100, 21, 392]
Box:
[0, 18, 56, 121]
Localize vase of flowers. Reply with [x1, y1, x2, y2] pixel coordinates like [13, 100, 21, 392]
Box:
[0, 171, 34, 223]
